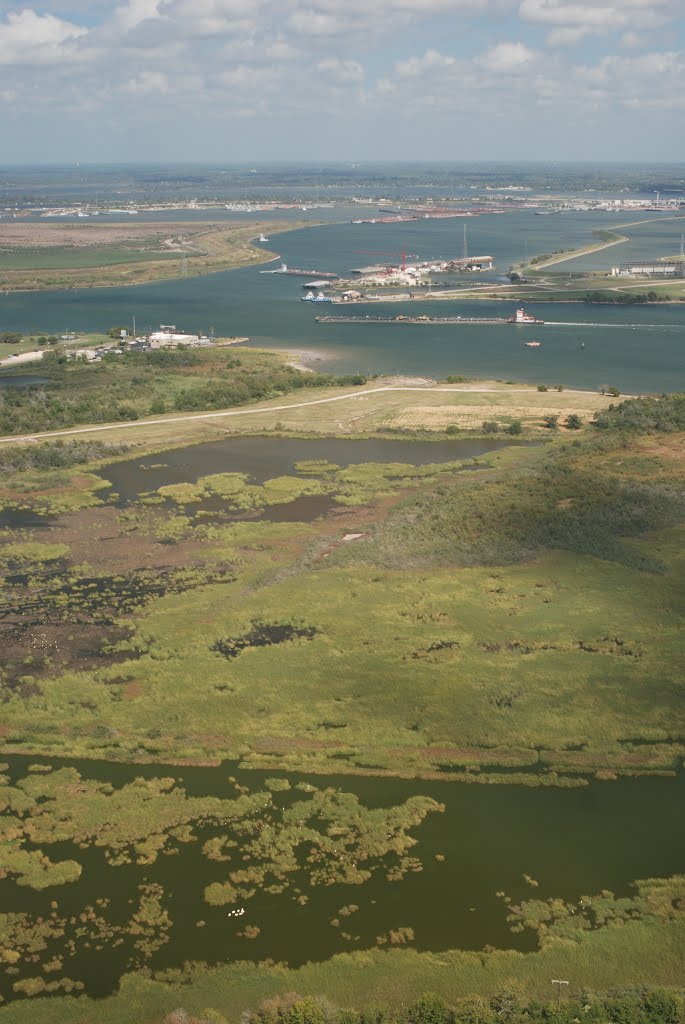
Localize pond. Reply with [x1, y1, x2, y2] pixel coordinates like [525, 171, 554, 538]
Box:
[1, 753, 683, 1003]
[101, 435, 527, 505]
[0, 374, 50, 389]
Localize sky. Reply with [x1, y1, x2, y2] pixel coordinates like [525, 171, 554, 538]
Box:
[0, 0, 684, 163]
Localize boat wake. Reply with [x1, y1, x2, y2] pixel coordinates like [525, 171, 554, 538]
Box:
[549, 321, 682, 329]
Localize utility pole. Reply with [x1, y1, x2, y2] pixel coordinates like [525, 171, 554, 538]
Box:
[551, 979, 569, 1011]
[132, 315, 136, 339]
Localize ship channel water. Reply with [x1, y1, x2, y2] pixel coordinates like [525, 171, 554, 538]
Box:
[1, 209, 685, 393]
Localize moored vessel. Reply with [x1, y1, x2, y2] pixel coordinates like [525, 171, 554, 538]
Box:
[260, 263, 338, 279]
[508, 307, 545, 324]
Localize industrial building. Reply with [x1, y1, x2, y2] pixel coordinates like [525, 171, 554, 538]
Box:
[613, 261, 685, 278]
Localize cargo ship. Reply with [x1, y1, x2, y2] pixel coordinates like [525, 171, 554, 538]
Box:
[260, 262, 338, 279]
[508, 307, 545, 324]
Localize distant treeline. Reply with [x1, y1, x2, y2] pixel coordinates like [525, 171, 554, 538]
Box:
[174, 987, 685, 1024]
[583, 291, 668, 304]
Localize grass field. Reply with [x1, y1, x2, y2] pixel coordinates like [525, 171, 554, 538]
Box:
[0, 369, 617, 449]
[0, 410, 683, 779]
[0, 245, 179, 271]
[0, 221, 307, 291]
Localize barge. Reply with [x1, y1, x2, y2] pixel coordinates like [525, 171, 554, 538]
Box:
[315, 315, 510, 325]
[315, 307, 546, 326]
[261, 262, 338, 279]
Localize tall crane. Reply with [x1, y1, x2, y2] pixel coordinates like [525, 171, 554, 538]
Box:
[354, 248, 410, 271]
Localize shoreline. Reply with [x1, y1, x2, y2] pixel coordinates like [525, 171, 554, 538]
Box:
[282, 347, 336, 372]
[0, 218, 324, 294]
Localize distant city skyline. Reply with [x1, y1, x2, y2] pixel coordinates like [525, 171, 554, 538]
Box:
[1, 0, 684, 163]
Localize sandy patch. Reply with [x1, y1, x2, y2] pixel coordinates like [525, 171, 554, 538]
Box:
[388, 404, 595, 430]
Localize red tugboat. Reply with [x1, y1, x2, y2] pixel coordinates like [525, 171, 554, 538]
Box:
[508, 307, 545, 324]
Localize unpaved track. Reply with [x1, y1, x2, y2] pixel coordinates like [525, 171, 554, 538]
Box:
[0, 384, 605, 445]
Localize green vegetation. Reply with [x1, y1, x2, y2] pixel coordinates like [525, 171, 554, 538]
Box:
[0, 390, 684, 1021]
[595, 393, 685, 433]
[0, 221, 310, 292]
[0, 396, 682, 779]
[0, 246, 180, 272]
[0, 347, 367, 437]
[0, 439, 131, 475]
[583, 290, 664, 304]
[0, 912, 682, 1023]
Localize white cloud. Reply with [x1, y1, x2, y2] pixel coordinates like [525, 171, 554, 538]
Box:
[124, 69, 170, 93]
[477, 41, 534, 71]
[395, 49, 457, 76]
[0, 9, 88, 66]
[287, 10, 347, 36]
[317, 57, 365, 82]
[519, 0, 680, 45]
[112, 0, 162, 31]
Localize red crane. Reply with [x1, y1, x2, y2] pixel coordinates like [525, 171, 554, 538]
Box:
[354, 248, 411, 271]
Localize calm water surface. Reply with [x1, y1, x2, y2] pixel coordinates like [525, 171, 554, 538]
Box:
[102, 435, 522, 504]
[1, 753, 683, 1000]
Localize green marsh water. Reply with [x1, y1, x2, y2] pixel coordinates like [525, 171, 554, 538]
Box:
[1, 754, 683, 1002]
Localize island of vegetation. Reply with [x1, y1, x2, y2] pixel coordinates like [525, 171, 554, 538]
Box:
[0, 221, 306, 292]
[0, 345, 684, 1021]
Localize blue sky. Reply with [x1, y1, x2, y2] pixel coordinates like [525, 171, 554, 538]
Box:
[0, 0, 684, 162]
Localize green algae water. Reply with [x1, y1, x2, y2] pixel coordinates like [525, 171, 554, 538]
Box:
[2, 211, 684, 393]
[1, 754, 683, 1003]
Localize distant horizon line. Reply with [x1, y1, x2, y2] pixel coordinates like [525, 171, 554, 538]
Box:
[1, 160, 684, 169]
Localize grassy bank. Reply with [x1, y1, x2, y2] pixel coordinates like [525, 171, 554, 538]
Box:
[0, 221, 307, 292]
[0, 906, 683, 1023]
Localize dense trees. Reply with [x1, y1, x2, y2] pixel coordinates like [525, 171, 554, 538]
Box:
[594, 394, 685, 433]
[0, 349, 342, 436]
[0, 439, 130, 475]
[238, 989, 685, 1024]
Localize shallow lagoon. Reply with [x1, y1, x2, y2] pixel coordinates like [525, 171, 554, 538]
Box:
[101, 435, 521, 506]
[1, 754, 683, 1002]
